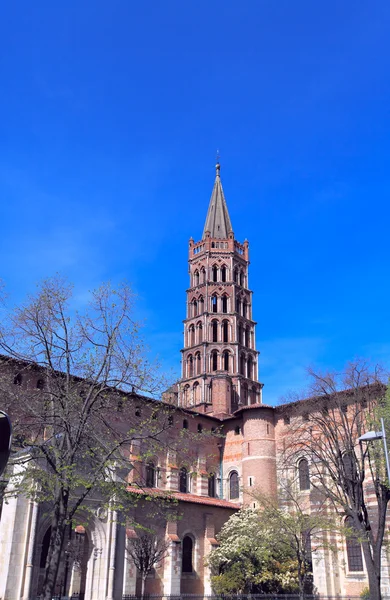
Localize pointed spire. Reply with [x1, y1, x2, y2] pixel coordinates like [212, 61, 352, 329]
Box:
[202, 161, 233, 239]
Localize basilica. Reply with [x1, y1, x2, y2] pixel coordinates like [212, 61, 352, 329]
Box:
[0, 164, 386, 599]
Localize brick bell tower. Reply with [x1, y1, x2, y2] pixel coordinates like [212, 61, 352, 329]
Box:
[179, 162, 263, 417]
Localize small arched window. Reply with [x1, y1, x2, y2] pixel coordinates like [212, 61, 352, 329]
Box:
[182, 535, 194, 572]
[197, 322, 203, 343]
[212, 265, 218, 282]
[14, 374, 22, 386]
[223, 351, 229, 372]
[345, 517, 364, 572]
[240, 271, 244, 287]
[183, 419, 188, 429]
[189, 325, 195, 347]
[298, 458, 310, 491]
[208, 473, 216, 497]
[201, 268, 206, 283]
[146, 462, 156, 488]
[198, 296, 204, 314]
[36, 379, 45, 389]
[236, 297, 241, 314]
[238, 323, 243, 344]
[243, 299, 248, 318]
[179, 467, 188, 493]
[211, 295, 218, 313]
[251, 386, 257, 404]
[187, 355, 194, 378]
[247, 356, 253, 380]
[229, 471, 239, 500]
[183, 385, 190, 406]
[197, 423, 203, 433]
[212, 320, 218, 343]
[193, 381, 201, 403]
[222, 320, 229, 343]
[240, 354, 246, 376]
[193, 300, 198, 317]
[242, 383, 248, 404]
[234, 268, 238, 283]
[245, 328, 250, 347]
[221, 265, 227, 282]
[195, 352, 201, 375]
[193, 270, 199, 286]
[222, 295, 228, 313]
[211, 351, 218, 372]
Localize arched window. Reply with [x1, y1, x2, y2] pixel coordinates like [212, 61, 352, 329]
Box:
[240, 271, 244, 287]
[183, 385, 190, 406]
[146, 462, 156, 488]
[208, 473, 216, 497]
[238, 323, 243, 344]
[234, 268, 238, 283]
[211, 295, 218, 313]
[242, 383, 248, 404]
[198, 296, 204, 314]
[243, 299, 248, 318]
[193, 300, 198, 317]
[183, 419, 188, 429]
[240, 354, 246, 376]
[221, 265, 227, 282]
[211, 351, 218, 372]
[223, 351, 230, 372]
[236, 297, 241, 314]
[193, 381, 201, 404]
[222, 320, 229, 343]
[345, 517, 364, 572]
[189, 325, 195, 347]
[251, 386, 257, 405]
[193, 270, 199, 286]
[182, 536, 193, 572]
[197, 322, 203, 343]
[247, 356, 253, 380]
[212, 320, 218, 342]
[222, 295, 228, 313]
[197, 423, 203, 433]
[245, 328, 249, 347]
[201, 268, 206, 283]
[187, 355, 194, 378]
[229, 471, 239, 499]
[212, 265, 218, 282]
[14, 374, 22, 386]
[179, 467, 188, 493]
[298, 458, 310, 491]
[195, 352, 201, 375]
[36, 379, 45, 389]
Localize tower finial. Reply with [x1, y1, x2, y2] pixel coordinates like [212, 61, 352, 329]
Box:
[216, 149, 220, 176]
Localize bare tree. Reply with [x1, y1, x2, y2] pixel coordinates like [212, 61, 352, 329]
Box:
[127, 532, 169, 598]
[280, 361, 389, 600]
[0, 276, 178, 600]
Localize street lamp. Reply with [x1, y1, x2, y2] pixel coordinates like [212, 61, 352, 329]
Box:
[358, 417, 390, 482]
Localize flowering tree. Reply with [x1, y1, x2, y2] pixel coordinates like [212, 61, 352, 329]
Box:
[206, 508, 299, 594]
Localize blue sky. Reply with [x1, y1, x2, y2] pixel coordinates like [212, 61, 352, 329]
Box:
[1, 1, 390, 404]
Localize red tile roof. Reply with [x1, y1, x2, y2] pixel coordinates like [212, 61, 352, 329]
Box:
[127, 485, 239, 509]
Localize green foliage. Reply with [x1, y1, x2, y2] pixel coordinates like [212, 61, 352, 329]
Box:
[360, 586, 370, 600]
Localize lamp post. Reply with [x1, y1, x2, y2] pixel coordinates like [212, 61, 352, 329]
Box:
[358, 417, 390, 482]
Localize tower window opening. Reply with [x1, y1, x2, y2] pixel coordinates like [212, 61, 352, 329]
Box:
[183, 419, 188, 429]
[243, 299, 248, 318]
[193, 300, 198, 317]
[234, 426, 241, 435]
[236, 297, 241, 314]
[240, 354, 246, 376]
[212, 265, 218, 282]
[212, 295, 218, 313]
[234, 268, 238, 283]
[345, 517, 364, 572]
[193, 381, 201, 403]
[201, 267, 206, 283]
[198, 296, 204, 313]
[195, 352, 201, 375]
[188, 355, 194, 378]
[197, 423, 203, 433]
[238, 323, 243, 344]
[221, 266, 227, 282]
[193, 270, 199, 286]
[211, 351, 218, 372]
[251, 386, 257, 404]
[222, 320, 229, 343]
[212, 320, 218, 342]
[223, 351, 230, 372]
[222, 295, 228, 313]
[197, 322, 203, 343]
[179, 467, 188, 493]
[14, 373, 22, 386]
[189, 325, 195, 347]
[240, 271, 244, 287]
[229, 471, 239, 500]
[242, 383, 248, 404]
[245, 328, 250, 347]
[247, 356, 253, 379]
[183, 385, 190, 406]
